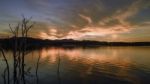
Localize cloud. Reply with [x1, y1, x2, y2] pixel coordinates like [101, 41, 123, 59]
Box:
[99, 0, 150, 26]
[140, 21, 150, 26]
[1, 0, 149, 41]
[39, 0, 145, 40]
[22, 0, 150, 41]
[39, 23, 131, 40]
[79, 14, 92, 24]
[62, 25, 130, 40]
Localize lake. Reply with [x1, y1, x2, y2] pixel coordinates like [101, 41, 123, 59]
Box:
[0, 47, 150, 84]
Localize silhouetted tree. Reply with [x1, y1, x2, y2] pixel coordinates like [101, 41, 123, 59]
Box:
[1, 16, 35, 84]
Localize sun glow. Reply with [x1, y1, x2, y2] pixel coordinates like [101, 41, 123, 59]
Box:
[39, 24, 131, 40]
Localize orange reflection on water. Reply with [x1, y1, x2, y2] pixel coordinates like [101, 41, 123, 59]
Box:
[40, 48, 58, 63]
[39, 47, 140, 83]
[40, 47, 132, 66]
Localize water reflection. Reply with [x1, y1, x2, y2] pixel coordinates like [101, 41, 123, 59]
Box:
[35, 51, 41, 84]
[39, 47, 150, 84]
[0, 47, 150, 84]
[40, 47, 133, 69]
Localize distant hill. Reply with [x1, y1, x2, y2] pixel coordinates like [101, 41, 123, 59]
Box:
[0, 37, 150, 49]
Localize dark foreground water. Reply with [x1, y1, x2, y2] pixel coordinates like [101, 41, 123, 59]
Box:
[0, 47, 150, 84]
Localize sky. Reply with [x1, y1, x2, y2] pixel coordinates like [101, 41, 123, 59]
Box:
[0, 0, 150, 42]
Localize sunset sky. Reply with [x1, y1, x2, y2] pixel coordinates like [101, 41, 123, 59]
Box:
[0, 0, 150, 42]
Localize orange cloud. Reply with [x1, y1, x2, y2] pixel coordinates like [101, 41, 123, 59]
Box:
[37, 0, 150, 41]
[39, 16, 132, 40]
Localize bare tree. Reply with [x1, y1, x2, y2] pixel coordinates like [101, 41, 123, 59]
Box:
[4, 16, 35, 84]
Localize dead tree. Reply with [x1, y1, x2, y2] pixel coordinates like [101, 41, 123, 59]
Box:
[8, 16, 34, 84]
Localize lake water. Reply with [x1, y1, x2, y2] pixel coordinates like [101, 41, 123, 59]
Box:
[0, 47, 150, 84]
